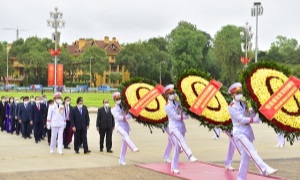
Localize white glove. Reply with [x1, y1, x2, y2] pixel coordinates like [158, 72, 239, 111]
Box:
[252, 113, 260, 123]
[47, 122, 51, 130]
[248, 107, 254, 113]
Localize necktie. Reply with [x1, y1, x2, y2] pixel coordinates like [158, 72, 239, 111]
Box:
[105, 107, 108, 114]
[38, 104, 40, 111]
[80, 108, 82, 115]
[240, 102, 244, 108]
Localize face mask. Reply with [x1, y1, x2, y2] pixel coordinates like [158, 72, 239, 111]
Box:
[2, 100, 5, 103]
[116, 100, 121, 105]
[56, 99, 62, 104]
[30, 99, 34, 102]
[24, 101, 28, 105]
[235, 94, 243, 101]
[104, 103, 109, 107]
[15, 101, 19, 104]
[10, 100, 14, 103]
[36, 100, 40, 104]
[168, 94, 175, 100]
[65, 101, 70, 105]
[78, 104, 83, 109]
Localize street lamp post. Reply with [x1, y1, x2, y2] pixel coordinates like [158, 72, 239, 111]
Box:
[251, 2, 263, 63]
[47, 7, 65, 92]
[89, 58, 92, 88]
[6, 46, 9, 91]
[240, 22, 253, 68]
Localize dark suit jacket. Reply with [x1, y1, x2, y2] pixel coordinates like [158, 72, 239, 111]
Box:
[96, 107, 115, 129]
[9, 103, 17, 120]
[0, 102, 6, 121]
[70, 105, 90, 130]
[18, 103, 33, 122]
[32, 103, 46, 124]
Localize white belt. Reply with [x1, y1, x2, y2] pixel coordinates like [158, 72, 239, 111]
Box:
[233, 122, 249, 127]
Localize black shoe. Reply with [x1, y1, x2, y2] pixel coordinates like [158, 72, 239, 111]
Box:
[75, 151, 80, 154]
[41, 137, 45, 141]
[35, 140, 38, 144]
[107, 150, 113, 153]
[84, 150, 91, 154]
[27, 136, 32, 139]
[64, 146, 71, 149]
[100, 149, 103, 152]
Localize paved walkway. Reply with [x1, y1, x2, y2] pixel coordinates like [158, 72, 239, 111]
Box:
[1, 110, 300, 176]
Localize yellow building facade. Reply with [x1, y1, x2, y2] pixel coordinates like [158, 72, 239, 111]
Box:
[67, 36, 130, 87]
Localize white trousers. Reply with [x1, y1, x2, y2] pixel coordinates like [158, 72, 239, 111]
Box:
[235, 134, 269, 180]
[224, 131, 240, 166]
[170, 129, 192, 170]
[50, 126, 64, 153]
[277, 133, 285, 147]
[163, 128, 174, 159]
[117, 126, 137, 163]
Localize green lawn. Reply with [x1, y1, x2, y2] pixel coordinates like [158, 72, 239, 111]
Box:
[0, 91, 114, 107]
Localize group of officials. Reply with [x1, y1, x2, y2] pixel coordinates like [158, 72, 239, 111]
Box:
[1, 81, 279, 179]
[0, 93, 115, 156]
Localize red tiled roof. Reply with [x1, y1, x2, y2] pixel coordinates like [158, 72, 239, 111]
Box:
[67, 39, 122, 56]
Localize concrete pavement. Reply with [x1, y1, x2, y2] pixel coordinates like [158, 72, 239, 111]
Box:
[1, 109, 300, 173]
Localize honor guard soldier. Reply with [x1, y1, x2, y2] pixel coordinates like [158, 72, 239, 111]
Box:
[111, 92, 139, 166]
[228, 82, 277, 180]
[163, 84, 197, 174]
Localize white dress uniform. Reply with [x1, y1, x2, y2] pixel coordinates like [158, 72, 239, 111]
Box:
[228, 82, 277, 180]
[47, 102, 66, 154]
[111, 103, 138, 165]
[276, 133, 285, 148]
[165, 99, 196, 172]
[223, 130, 238, 170]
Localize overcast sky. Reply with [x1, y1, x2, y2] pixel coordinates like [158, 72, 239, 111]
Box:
[0, 0, 299, 51]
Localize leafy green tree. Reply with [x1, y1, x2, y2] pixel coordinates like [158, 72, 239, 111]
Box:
[203, 49, 221, 79]
[78, 46, 109, 87]
[0, 42, 8, 82]
[57, 47, 78, 85]
[213, 25, 243, 86]
[167, 21, 207, 79]
[8, 37, 54, 86]
[108, 72, 122, 87]
[116, 40, 171, 84]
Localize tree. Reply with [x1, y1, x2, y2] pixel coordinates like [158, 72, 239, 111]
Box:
[57, 47, 78, 85]
[116, 40, 171, 84]
[267, 36, 300, 64]
[213, 25, 243, 86]
[8, 37, 54, 86]
[108, 72, 122, 87]
[167, 21, 208, 79]
[78, 46, 109, 87]
[0, 41, 8, 83]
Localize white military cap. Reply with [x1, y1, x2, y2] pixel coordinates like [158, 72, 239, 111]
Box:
[163, 84, 175, 94]
[228, 82, 242, 94]
[53, 92, 62, 98]
[112, 92, 121, 99]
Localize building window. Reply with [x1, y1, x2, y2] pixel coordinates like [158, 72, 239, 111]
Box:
[20, 68, 24, 76]
[111, 64, 117, 72]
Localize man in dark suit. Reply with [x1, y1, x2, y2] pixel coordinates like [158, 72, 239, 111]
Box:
[18, 96, 33, 139]
[96, 99, 115, 153]
[70, 97, 91, 154]
[9, 97, 18, 134]
[0, 96, 6, 131]
[32, 96, 46, 143]
[15, 96, 23, 136]
[63, 96, 72, 149]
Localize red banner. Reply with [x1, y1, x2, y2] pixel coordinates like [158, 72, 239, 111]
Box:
[189, 79, 222, 115]
[56, 64, 64, 86]
[259, 76, 300, 120]
[129, 84, 164, 117]
[48, 64, 55, 86]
